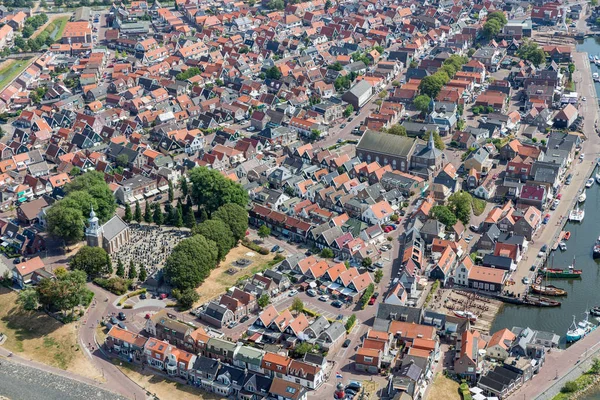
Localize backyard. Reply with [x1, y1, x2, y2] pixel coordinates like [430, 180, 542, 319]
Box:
[0, 59, 32, 92]
[428, 373, 461, 400]
[195, 244, 280, 305]
[0, 287, 103, 381]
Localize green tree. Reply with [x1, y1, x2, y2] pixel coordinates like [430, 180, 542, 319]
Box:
[328, 61, 343, 71]
[128, 260, 137, 280]
[517, 40, 546, 66]
[144, 200, 152, 223]
[164, 235, 218, 290]
[106, 253, 113, 275]
[65, 171, 116, 222]
[343, 105, 354, 117]
[292, 342, 316, 357]
[325, 0, 331, 9]
[134, 201, 142, 223]
[419, 74, 446, 98]
[483, 12, 507, 39]
[448, 191, 473, 224]
[189, 167, 248, 216]
[413, 94, 431, 114]
[257, 294, 271, 308]
[265, 65, 282, 79]
[291, 297, 304, 314]
[116, 258, 125, 278]
[138, 264, 147, 282]
[320, 248, 334, 258]
[153, 203, 164, 226]
[168, 181, 174, 202]
[374, 269, 383, 283]
[179, 177, 189, 197]
[361, 257, 372, 268]
[431, 205, 457, 226]
[386, 124, 407, 136]
[345, 314, 357, 332]
[46, 202, 85, 244]
[173, 204, 184, 228]
[258, 225, 271, 239]
[192, 219, 235, 261]
[70, 246, 110, 277]
[116, 154, 129, 167]
[423, 131, 445, 150]
[123, 202, 132, 223]
[18, 288, 39, 310]
[184, 205, 196, 229]
[172, 288, 199, 309]
[212, 203, 248, 242]
[591, 358, 600, 374]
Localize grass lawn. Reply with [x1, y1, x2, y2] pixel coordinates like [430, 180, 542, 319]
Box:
[195, 244, 278, 305]
[472, 197, 487, 216]
[114, 359, 221, 400]
[0, 287, 103, 381]
[428, 373, 461, 400]
[51, 16, 69, 40]
[0, 59, 32, 92]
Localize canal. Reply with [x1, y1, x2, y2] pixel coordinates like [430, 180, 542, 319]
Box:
[491, 38, 600, 346]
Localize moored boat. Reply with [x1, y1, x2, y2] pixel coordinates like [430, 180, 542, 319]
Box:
[453, 310, 477, 322]
[531, 284, 567, 296]
[593, 236, 600, 259]
[559, 242, 567, 251]
[523, 295, 561, 307]
[567, 315, 586, 343]
[570, 205, 585, 222]
[564, 231, 571, 241]
[587, 178, 595, 188]
[545, 258, 582, 278]
[579, 191, 587, 203]
[591, 306, 600, 317]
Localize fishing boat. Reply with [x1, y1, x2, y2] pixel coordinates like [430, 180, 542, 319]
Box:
[579, 191, 587, 203]
[545, 257, 583, 278]
[578, 312, 597, 336]
[453, 310, 477, 322]
[523, 295, 561, 307]
[564, 231, 571, 241]
[596, 173, 600, 184]
[531, 284, 567, 296]
[586, 178, 595, 188]
[559, 241, 567, 251]
[591, 306, 600, 317]
[567, 315, 586, 343]
[570, 205, 585, 222]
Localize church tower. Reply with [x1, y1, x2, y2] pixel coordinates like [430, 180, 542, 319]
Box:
[86, 206, 103, 248]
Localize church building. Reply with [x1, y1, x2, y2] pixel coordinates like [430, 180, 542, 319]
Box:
[86, 207, 131, 254]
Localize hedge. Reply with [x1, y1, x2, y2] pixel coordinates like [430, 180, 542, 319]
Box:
[241, 238, 269, 255]
[117, 288, 148, 306]
[93, 277, 133, 295]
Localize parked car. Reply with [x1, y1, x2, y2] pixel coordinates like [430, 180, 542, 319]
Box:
[271, 245, 280, 252]
[347, 381, 362, 391]
[118, 322, 127, 330]
[469, 225, 479, 232]
[367, 265, 377, 272]
[117, 312, 126, 321]
[543, 214, 551, 224]
[368, 297, 376, 305]
[465, 235, 474, 242]
[228, 321, 238, 329]
[239, 315, 249, 323]
[288, 289, 298, 297]
[340, 124, 347, 129]
[332, 300, 343, 308]
[372, 292, 379, 299]
[530, 265, 536, 271]
[522, 277, 530, 284]
[140, 293, 147, 299]
[307, 289, 317, 297]
[566, 174, 573, 185]
[319, 295, 329, 302]
[110, 316, 119, 325]
[343, 339, 351, 348]
[374, 262, 383, 268]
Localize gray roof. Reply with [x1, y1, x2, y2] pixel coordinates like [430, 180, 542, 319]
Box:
[376, 303, 422, 323]
[318, 321, 345, 341]
[102, 215, 128, 241]
[203, 301, 229, 321]
[234, 346, 264, 365]
[357, 130, 416, 157]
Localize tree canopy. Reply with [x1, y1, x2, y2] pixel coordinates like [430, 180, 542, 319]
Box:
[265, 66, 282, 79]
[418, 72, 449, 98]
[517, 40, 547, 66]
[423, 131, 445, 150]
[192, 219, 235, 261]
[212, 203, 248, 242]
[483, 11, 507, 39]
[70, 246, 111, 277]
[385, 124, 407, 136]
[430, 205, 457, 227]
[448, 191, 473, 224]
[413, 94, 431, 114]
[189, 167, 248, 216]
[164, 235, 218, 290]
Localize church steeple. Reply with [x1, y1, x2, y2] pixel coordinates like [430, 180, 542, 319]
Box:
[86, 205, 103, 248]
[427, 131, 435, 150]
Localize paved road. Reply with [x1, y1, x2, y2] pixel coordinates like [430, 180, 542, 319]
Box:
[509, 48, 600, 296]
[0, 354, 127, 400]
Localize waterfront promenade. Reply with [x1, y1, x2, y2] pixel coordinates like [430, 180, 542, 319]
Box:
[508, 324, 600, 400]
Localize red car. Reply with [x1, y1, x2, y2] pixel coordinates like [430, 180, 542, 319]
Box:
[557, 194, 563, 200]
[384, 226, 392, 233]
[159, 293, 167, 299]
[368, 297, 376, 305]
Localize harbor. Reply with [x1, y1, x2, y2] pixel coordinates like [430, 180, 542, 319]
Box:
[491, 38, 600, 349]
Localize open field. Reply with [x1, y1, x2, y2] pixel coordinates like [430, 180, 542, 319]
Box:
[115, 359, 221, 400]
[427, 373, 461, 400]
[195, 244, 279, 305]
[0, 287, 103, 381]
[0, 59, 32, 91]
[32, 15, 69, 40]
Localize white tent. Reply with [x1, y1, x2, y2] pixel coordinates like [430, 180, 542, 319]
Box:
[469, 387, 483, 395]
[473, 393, 486, 400]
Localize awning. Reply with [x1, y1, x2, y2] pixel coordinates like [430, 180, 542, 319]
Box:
[134, 194, 144, 201]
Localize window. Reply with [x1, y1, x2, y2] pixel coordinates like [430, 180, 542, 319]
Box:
[363, 356, 373, 363]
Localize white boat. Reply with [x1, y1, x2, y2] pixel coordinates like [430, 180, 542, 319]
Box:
[596, 174, 600, 184]
[594, 73, 599, 81]
[586, 178, 594, 188]
[579, 191, 587, 202]
[453, 310, 477, 322]
[559, 242, 567, 251]
[569, 205, 585, 222]
[567, 315, 586, 343]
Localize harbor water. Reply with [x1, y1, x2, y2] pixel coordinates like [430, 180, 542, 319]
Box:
[491, 38, 600, 345]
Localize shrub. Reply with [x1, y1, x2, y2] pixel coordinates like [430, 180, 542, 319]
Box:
[241, 238, 270, 255]
[93, 277, 132, 295]
[117, 288, 147, 306]
[345, 314, 357, 333]
[561, 381, 578, 393]
[123, 304, 133, 309]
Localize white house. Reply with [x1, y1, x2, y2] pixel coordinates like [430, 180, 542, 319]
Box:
[362, 200, 394, 225]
